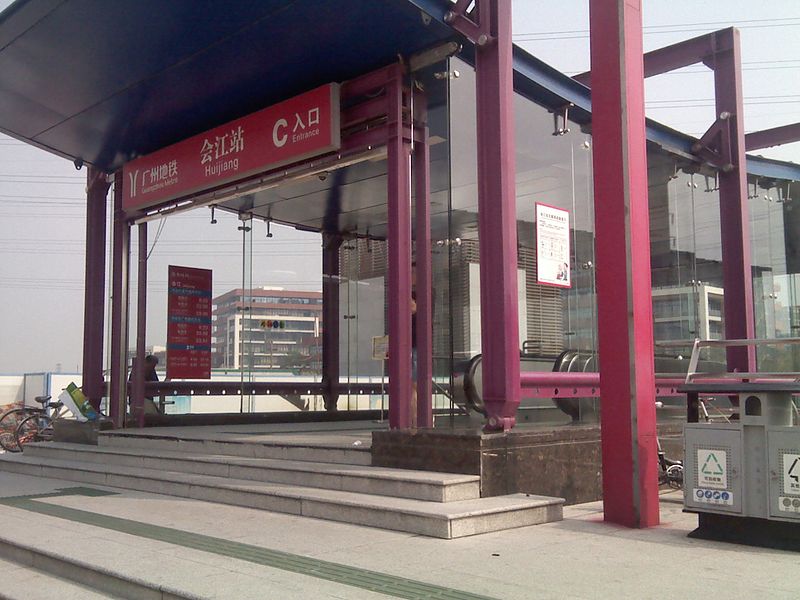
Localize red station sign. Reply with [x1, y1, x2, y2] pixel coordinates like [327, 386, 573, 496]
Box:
[123, 84, 341, 211]
[167, 266, 213, 379]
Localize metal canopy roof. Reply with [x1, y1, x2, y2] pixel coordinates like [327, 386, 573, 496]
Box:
[0, 0, 455, 172]
[1, 0, 797, 183]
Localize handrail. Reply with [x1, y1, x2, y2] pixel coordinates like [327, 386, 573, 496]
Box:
[681, 337, 800, 384]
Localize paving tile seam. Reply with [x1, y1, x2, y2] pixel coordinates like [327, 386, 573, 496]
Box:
[0, 487, 500, 600]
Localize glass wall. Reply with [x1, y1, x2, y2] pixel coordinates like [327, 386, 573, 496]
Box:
[447, 58, 597, 364]
[446, 57, 597, 421]
[131, 55, 800, 420]
[749, 177, 800, 370]
[444, 55, 800, 424]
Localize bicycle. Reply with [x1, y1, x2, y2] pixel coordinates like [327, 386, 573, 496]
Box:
[655, 396, 729, 489]
[0, 396, 55, 452]
[10, 396, 68, 452]
[657, 436, 684, 488]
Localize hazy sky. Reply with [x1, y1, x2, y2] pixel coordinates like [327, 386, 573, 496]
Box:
[0, 0, 799, 373]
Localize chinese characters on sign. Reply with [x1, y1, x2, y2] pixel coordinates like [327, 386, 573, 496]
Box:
[200, 125, 244, 167]
[536, 203, 571, 288]
[167, 266, 212, 380]
[123, 84, 340, 211]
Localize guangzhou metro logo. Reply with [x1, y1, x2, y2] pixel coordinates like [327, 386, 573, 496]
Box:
[128, 169, 139, 197]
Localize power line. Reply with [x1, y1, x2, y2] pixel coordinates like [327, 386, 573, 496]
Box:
[0, 235, 321, 242]
[513, 19, 800, 41]
[567, 65, 800, 76]
[0, 179, 85, 185]
[515, 17, 800, 38]
[647, 100, 800, 109]
[647, 94, 800, 104]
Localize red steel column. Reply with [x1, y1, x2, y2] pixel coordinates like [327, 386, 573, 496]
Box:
[109, 173, 130, 426]
[589, 0, 659, 527]
[133, 223, 148, 428]
[714, 28, 756, 371]
[387, 65, 413, 428]
[413, 91, 433, 428]
[81, 167, 110, 410]
[474, 0, 520, 432]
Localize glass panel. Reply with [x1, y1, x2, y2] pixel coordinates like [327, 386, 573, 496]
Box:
[448, 57, 597, 424]
[338, 237, 387, 411]
[428, 65, 454, 414]
[240, 216, 254, 412]
[242, 222, 324, 412]
[648, 154, 725, 366]
[750, 177, 799, 371]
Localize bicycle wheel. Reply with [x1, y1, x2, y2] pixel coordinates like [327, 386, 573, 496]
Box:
[14, 413, 53, 451]
[0, 408, 36, 453]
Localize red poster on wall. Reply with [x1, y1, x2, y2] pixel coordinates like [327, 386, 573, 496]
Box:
[167, 266, 212, 379]
[123, 83, 340, 211]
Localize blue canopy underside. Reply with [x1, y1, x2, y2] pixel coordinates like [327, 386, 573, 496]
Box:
[0, 0, 795, 180]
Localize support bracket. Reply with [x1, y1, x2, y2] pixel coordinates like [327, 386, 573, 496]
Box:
[444, 0, 493, 47]
[692, 112, 734, 172]
[551, 103, 574, 136]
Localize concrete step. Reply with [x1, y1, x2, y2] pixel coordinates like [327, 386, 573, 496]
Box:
[23, 442, 480, 503]
[0, 540, 195, 599]
[0, 557, 116, 600]
[98, 431, 372, 466]
[0, 454, 563, 539]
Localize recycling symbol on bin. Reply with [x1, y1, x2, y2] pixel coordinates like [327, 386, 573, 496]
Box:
[701, 452, 724, 476]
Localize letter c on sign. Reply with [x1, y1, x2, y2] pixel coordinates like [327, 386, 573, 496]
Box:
[273, 119, 288, 148]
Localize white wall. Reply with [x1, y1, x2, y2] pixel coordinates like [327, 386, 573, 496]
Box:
[0, 373, 83, 410]
[0, 376, 24, 409]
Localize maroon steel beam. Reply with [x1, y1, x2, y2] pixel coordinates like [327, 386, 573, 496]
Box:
[341, 96, 390, 130]
[471, 0, 520, 432]
[132, 223, 148, 428]
[642, 32, 715, 77]
[575, 31, 716, 85]
[109, 172, 130, 427]
[589, 0, 659, 528]
[713, 28, 756, 372]
[745, 122, 800, 152]
[341, 65, 397, 100]
[342, 124, 413, 154]
[321, 233, 342, 411]
[81, 167, 110, 410]
[386, 63, 414, 429]
[413, 89, 433, 428]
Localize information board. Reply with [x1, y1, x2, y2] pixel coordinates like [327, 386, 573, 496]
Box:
[167, 265, 212, 379]
[536, 203, 571, 288]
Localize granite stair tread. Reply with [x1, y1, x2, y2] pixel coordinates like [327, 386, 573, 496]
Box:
[99, 429, 373, 451]
[0, 556, 118, 600]
[97, 430, 372, 465]
[0, 452, 558, 520]
[25, 441, 478, 485]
